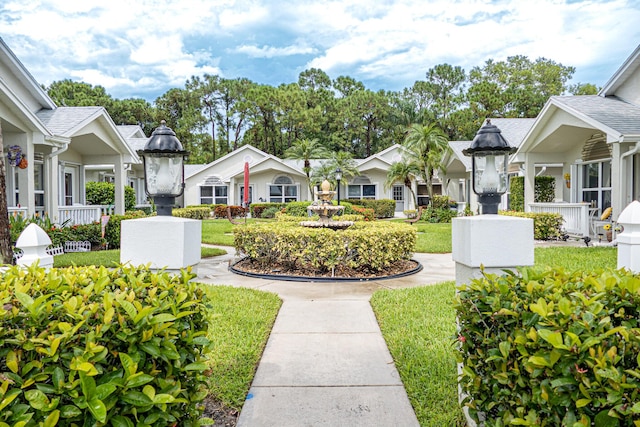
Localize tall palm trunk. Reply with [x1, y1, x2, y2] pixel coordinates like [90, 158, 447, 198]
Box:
[0, 120, 13, 264]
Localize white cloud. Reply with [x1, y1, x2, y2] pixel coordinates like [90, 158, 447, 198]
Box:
[235, 43, 318, 58]
[2, 0, 640, 100]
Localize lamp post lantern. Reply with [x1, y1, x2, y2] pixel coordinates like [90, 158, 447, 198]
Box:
[138, 121, 188, 216]
[334, 167, 342, 206]
[462, 119, 516, 215]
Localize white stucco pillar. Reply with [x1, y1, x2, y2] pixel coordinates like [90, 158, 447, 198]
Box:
[452, 215, 534, 286]
[120, 216, 201, 274]
[617, 200, 640, 273]
[523, 154, 535, 212]
[114, 156, 125, 215]
[610, 139, 622, 222]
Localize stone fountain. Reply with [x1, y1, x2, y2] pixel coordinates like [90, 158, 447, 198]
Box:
[300, 179, 354, 230]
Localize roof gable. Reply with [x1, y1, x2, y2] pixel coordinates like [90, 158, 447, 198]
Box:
[599, 44, 640, 104]
[0, 37, 56, 112]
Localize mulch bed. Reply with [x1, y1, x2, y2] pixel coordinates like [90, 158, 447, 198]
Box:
[232, 258, 419, 279]
[202, 397, 239, 426]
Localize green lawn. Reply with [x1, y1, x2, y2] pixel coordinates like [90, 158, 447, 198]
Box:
[201, 285, 281, 410]
[371, 282, 467, 426]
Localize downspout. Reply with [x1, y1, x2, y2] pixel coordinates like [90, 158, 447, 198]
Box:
[536, 166, 547, 177]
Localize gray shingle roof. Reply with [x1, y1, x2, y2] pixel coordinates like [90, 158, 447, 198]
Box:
[36, 106, 103, 135]
[448, 141, 472, 170]
[487, 118, 536, 148]
[552, 95, 640, 136]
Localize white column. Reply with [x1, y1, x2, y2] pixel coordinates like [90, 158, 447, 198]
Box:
[120, 216, 201, 273]
[114, 156, 125, 215]
[617, 200, 640, 273]
[452, 215, 534, 286]
[523, 154, 536, 212]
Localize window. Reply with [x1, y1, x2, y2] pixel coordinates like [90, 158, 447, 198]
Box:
[270, 176, 298, 203]
[581, 160, 611, 214]
[34, 159, 44, 208]
[200, 185, 228, 204]
[240, 186, 253, 205]
[348, 176, 376, 199]
[64, 172, 73, 205]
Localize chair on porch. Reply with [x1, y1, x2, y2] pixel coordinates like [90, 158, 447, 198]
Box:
[590, 206, 613, 241]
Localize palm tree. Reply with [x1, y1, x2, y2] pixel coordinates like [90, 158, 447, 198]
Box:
[284, 138, 331, 200]
[403, 123, 450, 198]
[385, 161, 420, 208]
[310, 152, 359, 200]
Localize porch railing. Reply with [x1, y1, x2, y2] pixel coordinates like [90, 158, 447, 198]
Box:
[8, 205, 115, 226]
[528, 202, 590, 237]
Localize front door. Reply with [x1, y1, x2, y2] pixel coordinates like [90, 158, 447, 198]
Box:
[393, 185, 404, 212]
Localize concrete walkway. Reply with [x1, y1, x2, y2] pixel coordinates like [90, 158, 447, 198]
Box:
[196, 247, 455, 427]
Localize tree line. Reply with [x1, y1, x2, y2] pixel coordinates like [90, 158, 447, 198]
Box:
[45, 55, 598, 164]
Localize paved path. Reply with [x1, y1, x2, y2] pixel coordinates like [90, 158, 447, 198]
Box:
[196, 247, 455, 427]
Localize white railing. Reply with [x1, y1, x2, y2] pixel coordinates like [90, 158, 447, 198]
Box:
[8, 207, 28, 217]
[9, 205, 116, 226]
[58, 206, 102, 225]
[529, 202, 590, 236]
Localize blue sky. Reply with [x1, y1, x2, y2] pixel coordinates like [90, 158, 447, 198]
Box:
[2, 0, 640, 102]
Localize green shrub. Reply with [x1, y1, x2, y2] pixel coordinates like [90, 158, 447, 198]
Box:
[509, 176, 557, 212]
[104, 211, 148, 249]
[250, 203, 286, 218]
[260, 207, 280, 219]
[48, 222, 102, 247]
[455, 267, 640, 426]
[535, 176, 555, 203]
[0, 264, 212, 426]
[430, 195, 455, 210]
[282, 201, 313, 216]
[500, 211, 563, 240]
[510, 176, 525, 211]
[234, 221, 415, 273]
[348, 199, 395, 218]
[86, 181, 137, 212]
[422, 206, 458, 223]
[173, 207, 211, 220]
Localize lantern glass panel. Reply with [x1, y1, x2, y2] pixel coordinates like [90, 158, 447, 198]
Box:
[144, 155, 184, 196]
[472, 152, 509, 195]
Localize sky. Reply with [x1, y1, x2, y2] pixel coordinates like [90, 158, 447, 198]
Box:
[2, 0, 640, 103]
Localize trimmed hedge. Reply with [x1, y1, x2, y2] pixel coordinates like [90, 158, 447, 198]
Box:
[234, 221, 416, 273]
[510, 176, 557, 212]
[500, 211, 564, 240]
[173, 207, 211, 220]
[86, 181, 137, 212]
[455, 267, 640, 426]
[0, 264, 212, 426]
[348, 199, 395, 218]
[249, 203, 286, 218]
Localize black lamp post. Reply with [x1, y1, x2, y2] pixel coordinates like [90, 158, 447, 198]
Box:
[138, 121, 189, 216]
[335, 167, 342, 205]
[462, 120, 516, 215]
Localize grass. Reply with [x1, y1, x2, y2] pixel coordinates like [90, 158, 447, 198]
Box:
[53, 246, 227, 268]
[534, 246, 617, 271]
[200, 284, 281, 410]
[371, 282, 466, 427]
